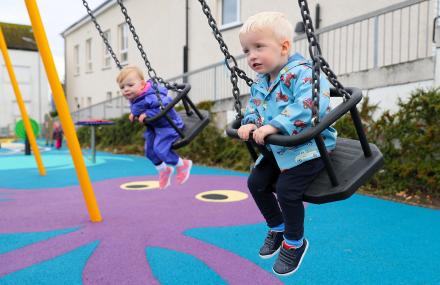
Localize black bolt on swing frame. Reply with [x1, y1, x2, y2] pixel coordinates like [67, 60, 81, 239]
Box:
[82, 0, 209, 149]
[197, 0, 384, 204]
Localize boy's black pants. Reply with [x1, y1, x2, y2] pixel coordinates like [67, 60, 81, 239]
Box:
[247, 153, 324, 240]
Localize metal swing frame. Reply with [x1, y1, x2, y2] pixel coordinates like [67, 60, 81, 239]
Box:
[81, 0, 209, 149]
[197, 0, 384, 204]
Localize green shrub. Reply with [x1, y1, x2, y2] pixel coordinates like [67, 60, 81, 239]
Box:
[366, 88, 440, 198]
[334, 96, 379, 141]
[174, 102, 251, 171]
[177, 123, 251, 171]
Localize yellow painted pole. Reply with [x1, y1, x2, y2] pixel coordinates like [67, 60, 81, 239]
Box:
[25, 0, 102, 222]
[0, 28, 46, 176]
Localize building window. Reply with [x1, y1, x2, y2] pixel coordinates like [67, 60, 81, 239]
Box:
[74, 97, 79, 109]
[119, 23, 129, 64]
[222, 0, 240, 28]
[85, 38, 93, 72]
[116, 91, 121, 107]
[87, 97, 92, 107]
[74, 44, 80, 75]
[106, 91, 112, 107]
[103, 30, 112, 68]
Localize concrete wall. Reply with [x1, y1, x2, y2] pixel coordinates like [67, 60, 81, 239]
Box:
[0, 49, 49, 136]
[63, 0, 424, 111]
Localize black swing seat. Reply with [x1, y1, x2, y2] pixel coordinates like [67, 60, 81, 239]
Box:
[303, 138, 383, 204]
[173, 109, 210, 149]
[226, 87, 384, 204]
[142, 83, 210, 149]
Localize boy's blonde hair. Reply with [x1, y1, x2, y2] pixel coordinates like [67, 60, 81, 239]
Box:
[240, 11, 293, 47]
[116, 65, 145, 84]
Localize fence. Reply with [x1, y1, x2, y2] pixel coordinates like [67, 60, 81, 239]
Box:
[293, 0, 434, 74]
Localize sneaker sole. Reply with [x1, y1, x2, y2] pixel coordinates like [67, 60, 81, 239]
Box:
[178, 160, 192, 185]
[259, 246, 281, 259]
[272, 239, 309, 277]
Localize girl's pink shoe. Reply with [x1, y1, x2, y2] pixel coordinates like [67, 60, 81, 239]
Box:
[176, 159, 192, 185]
[158, 166, 174, 189]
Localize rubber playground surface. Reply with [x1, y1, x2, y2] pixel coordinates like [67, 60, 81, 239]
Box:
[0, 141, 439, 285]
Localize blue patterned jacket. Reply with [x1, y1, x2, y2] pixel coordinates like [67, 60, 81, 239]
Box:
[242, 53, 337, 170]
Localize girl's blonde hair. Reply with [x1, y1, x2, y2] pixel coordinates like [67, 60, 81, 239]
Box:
[240, 11, 293, 46]
[116, 65, 145, 84]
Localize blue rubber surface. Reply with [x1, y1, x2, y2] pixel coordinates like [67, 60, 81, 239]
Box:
[1, 143, 439, 284]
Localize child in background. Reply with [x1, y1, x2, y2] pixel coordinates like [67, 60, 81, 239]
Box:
[52, 122, 63, 150]
[44, 113, 54, 147]
[116, 65, 192, 189]
[237, 12, 337, 276]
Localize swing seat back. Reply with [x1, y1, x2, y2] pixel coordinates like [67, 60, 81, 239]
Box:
[304, 138, 383, 203]
[173, 109, 210, 149]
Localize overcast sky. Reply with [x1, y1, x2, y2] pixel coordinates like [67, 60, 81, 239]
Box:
[0, 0, 106, 80]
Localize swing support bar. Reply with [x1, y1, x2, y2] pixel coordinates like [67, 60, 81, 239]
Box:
[0, 28, 46, 176]
[25, 0, 102, 222]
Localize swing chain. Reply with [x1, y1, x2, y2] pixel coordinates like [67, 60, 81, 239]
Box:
[235, 68, 254, 87]
[298, 0, 350, 101]
[82, 0, 122, 70]
[198, 0, 256, 118]
[116, 0, 179, 91]
[198, 1, 253, 87]
[311, 54, 321, 125]
[298, 0, 321, 124]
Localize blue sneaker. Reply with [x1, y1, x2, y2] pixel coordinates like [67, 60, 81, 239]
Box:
[259, 230, 284, 259]
[273, 239, 309, 276]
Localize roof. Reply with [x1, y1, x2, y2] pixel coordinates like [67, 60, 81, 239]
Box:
[61, 0, 115, 37]
[0, 22, 38, 51]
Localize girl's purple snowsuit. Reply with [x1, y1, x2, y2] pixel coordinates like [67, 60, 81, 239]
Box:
[130, 81, 184, 166]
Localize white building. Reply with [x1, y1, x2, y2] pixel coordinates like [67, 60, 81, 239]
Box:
[63, 0, 437, 126]
[0, 22, 49, 137]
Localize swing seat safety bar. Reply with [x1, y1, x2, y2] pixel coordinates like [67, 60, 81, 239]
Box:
[140, 83, 210, 149]
[142, 83, 192, 124]
[227, 87, 362, 148]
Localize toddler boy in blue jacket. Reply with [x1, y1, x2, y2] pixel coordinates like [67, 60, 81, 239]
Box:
[238, 12, 337, 276]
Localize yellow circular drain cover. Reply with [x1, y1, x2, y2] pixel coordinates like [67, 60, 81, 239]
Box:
[195, 190, 248, 202]
[120, 180, 159, 191]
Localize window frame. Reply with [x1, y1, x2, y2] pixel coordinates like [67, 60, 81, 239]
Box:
[85, 38, 93, 73]
[102, 30, 112, 69]
[74, 97, 80, 109]
[74, 44, 80, 75]
[220, 0, 241, 30]
[118, 23, 129, 64]
[105, 91, 113, 107]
